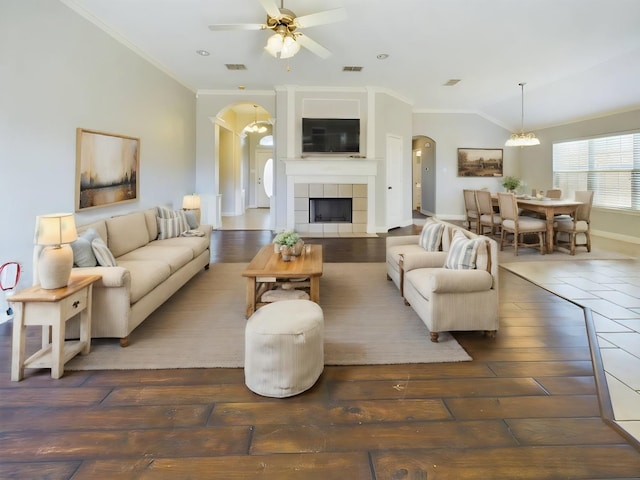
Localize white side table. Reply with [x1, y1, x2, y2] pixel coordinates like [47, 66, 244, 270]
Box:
[10, 274, 101, 381]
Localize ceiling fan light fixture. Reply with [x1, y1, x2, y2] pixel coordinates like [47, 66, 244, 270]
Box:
[505, 82, 540, 147]
[280, 34, 300, 58]
[265, 32, 284, 57]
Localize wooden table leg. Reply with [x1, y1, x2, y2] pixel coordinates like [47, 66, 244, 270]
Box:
[51, 313, 64, 380]
[245, 277, 257, 319]
[310, 276, 320, 304]
[544, 208, 555, 254]
[80, 284, 93, 355]
[11, 303, 25, 381]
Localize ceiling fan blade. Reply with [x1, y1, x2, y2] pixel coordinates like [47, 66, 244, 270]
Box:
[208, 23, 266, 31]
[294, 7, 347, 29]
[296, 34, 331, 59]
[258, 0, 282, 19]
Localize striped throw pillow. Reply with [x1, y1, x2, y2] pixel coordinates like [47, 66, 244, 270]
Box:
[157, 215, 188, 240]
[418, 221, 444, 251]
[91, 237, 117, 267]
[444, 231, 481, 270]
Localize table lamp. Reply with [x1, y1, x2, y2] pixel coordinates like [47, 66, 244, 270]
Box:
[182, 194, 201, 223]
[34, 213, 77, 289]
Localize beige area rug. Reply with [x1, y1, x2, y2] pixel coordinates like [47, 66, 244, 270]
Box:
[66, 263, 471, 371]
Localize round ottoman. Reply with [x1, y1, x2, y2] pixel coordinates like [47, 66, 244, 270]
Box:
[244, 299, 324, 398]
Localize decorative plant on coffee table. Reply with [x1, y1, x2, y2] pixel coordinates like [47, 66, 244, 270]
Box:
[273, 230, 302, 261]
[502, 175, 521, 193]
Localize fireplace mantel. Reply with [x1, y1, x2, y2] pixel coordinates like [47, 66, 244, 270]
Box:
[284, 158, 378, 233]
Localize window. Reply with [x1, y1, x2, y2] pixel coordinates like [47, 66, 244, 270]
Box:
[553, 132, 640, 211]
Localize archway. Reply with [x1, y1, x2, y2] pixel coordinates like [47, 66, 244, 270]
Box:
[216, 102, 274, 230]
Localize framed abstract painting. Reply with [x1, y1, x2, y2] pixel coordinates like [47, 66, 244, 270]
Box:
[75, 128, 140, 211]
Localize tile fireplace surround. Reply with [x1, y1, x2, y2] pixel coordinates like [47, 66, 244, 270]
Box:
[284, 159, 378, 235]
[294, 183, 367, 234]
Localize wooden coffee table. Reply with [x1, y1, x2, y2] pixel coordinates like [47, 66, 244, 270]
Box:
[242, 244, 323, 318]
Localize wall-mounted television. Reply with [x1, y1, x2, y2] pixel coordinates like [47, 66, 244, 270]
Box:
[302, 118, 360, 154]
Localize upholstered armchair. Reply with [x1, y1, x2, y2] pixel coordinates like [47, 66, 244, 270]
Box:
[402, 229, 499, 342]
[386, 218, 451, 296]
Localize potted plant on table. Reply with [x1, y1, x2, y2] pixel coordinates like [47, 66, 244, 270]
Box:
[273, 230, 303, 261]
[502, 175, 521, 193]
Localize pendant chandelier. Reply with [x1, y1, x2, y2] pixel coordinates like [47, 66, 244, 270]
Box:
[244, 105, 268, 134]
[505, 82, 540, 147]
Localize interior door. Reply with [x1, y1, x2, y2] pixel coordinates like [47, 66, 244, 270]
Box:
[386, 134, 404, 229]
[255, 149, 272, 208]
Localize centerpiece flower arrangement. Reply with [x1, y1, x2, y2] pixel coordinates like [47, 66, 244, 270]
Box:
[273, 230, 303, 260]
[502, 175, 521, 193]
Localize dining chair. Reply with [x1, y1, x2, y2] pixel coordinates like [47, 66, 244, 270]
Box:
[546, 189, 562, 199]
[497, 192, 546, 255]
[475, 189, 501, 236]
[554, 190, 594, 255]
[463, 189, 480, 234]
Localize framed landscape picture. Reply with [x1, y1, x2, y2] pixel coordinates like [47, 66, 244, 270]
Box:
[457, 148, 503, 177]
[75, 128, 140, 211]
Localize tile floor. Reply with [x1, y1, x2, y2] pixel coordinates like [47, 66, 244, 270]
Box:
[222, 209, 640, 443]
[502, 243, 640, 443]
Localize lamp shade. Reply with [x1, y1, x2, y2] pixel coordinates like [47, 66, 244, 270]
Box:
[182, 194, 201, 210]
[34, 213, 77, 246]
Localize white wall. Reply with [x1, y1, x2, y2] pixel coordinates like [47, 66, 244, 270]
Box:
[0, 0, 197, 300]
[412, 112, 516, 220]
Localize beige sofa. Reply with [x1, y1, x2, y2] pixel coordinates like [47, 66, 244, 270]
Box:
[66, 208, 212, 346]
[387, 218, 499, 342]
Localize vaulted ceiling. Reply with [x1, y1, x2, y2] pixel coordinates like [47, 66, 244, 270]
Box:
[62, 0, 640, 131]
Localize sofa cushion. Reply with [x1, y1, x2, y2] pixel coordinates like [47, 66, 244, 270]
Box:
[184, 210, 199, 229]
[106, 212, 150, 257]
[418, 220, 444, 251]
[444, 231, 481, 270]
[71, 228, 100, 267]
[144, 208, 159, 241]
[115, 260, 171, 304]
[118, 245, 194, 275]
[387, 244, 435, 271]
[77, 220, 108, 244]
[92, 238, 117, 267]
[149, 236, 210, 258]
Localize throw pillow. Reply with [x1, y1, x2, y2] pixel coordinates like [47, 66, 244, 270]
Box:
[444, 231, 481, 270]
[157, 215, 188, 240]
[418, 221, 444, 251]
[91, 237, 117, 267]
[70, 228, 100, 267]
[156, 205, 175, 219]
[184, 209, 199, 229]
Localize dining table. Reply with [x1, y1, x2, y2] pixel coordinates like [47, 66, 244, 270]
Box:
[492, 194, 583, 254]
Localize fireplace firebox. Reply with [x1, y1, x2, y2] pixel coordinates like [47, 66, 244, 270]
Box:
[309, 198, 352, 223]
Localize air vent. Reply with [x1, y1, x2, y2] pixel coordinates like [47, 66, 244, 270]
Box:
[225, 64, 247, 70]
[444, 79, 461, 86]
[342, 66, 363, 72]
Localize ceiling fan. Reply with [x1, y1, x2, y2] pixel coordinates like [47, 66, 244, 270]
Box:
[208, 0, 346, 59]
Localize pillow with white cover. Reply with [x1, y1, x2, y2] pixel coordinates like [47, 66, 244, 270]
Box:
[418, 220, 444, 251]
[70, 228, 101, 267]
[444, 230, 481, 270]
[91, 237, 117, 267]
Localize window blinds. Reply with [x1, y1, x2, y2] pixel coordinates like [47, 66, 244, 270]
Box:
[553, 133, 640, 211]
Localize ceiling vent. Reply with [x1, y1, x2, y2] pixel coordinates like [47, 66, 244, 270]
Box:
[342, 66, 363, 72]
[444, 79, 461, 86]
[225, 64, 247, 70]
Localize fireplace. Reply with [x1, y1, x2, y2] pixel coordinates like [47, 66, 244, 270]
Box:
[284, 159, 378, 234]
[310, 198, 352, 223]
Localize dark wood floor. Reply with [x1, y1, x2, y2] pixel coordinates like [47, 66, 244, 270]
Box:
[2, 227, 640, 479]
